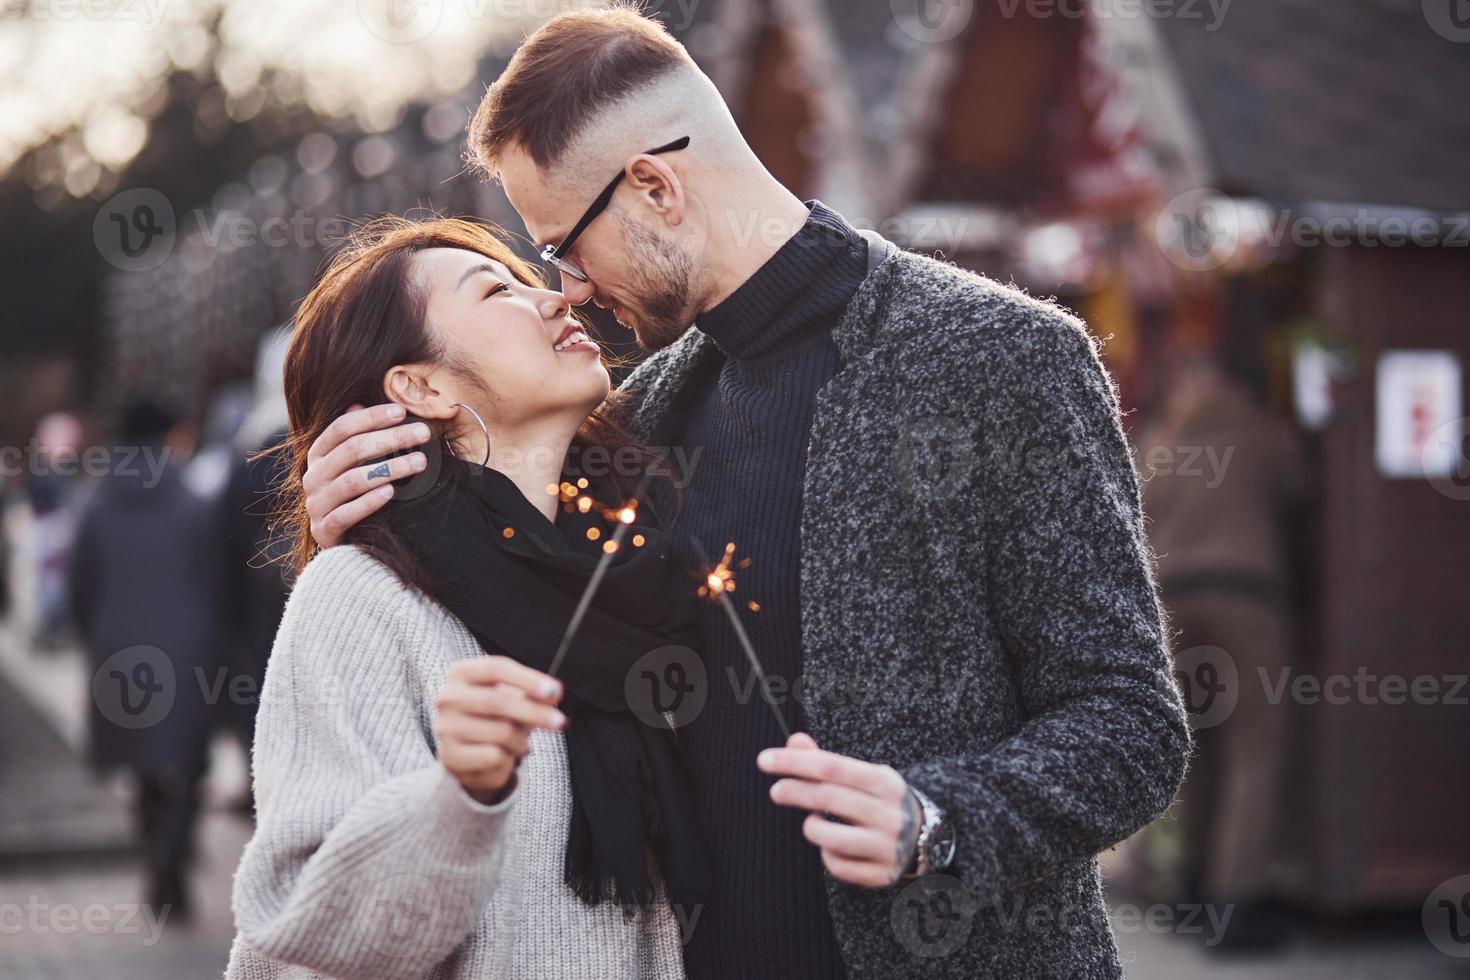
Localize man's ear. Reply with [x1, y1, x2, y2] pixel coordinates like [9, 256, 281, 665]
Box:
[383, 364, 458, 420]
[626, 155, 685, 226]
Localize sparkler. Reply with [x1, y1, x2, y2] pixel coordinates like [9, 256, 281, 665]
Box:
[545, 471, 652, 678]
[691, 538, 792, 740]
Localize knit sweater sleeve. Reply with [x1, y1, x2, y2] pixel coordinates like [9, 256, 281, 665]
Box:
[230, 546, 516, 979]
[900, 297, 1192, 901]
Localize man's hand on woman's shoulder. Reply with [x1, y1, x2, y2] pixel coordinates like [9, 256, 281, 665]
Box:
[303, 402, 432, 548]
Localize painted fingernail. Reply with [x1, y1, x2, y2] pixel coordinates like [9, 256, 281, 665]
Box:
[412, 424, 431, 441]
[757, 750, 775, 769]
[387, 404, 405, 419]
[542, 681, 560, 699]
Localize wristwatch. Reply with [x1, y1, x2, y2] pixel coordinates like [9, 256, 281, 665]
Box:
[904, 785, 957, 878]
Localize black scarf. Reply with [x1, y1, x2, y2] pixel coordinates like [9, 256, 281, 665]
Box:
[390, 456, 712, 911]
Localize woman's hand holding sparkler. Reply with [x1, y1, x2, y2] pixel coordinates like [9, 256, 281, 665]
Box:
[435, 656, 567, 806]
[759, 733, 924, 888]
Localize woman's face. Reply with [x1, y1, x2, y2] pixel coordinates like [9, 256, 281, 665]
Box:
[408, 247, 610, 435]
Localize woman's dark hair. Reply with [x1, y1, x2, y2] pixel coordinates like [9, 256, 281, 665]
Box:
[275, 215, 662, 590]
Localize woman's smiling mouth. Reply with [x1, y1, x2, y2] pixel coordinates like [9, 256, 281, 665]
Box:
[553, 325, 598, 353]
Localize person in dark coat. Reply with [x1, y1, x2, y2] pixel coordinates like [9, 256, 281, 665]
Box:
[70, 399, 220, 920]
[217, 430, 291, 761]
[216, 326, 294, 768]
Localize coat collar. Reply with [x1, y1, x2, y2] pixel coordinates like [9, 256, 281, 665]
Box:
[830, 229, 901, 364]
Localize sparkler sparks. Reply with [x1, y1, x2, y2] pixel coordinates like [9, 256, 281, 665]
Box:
[551, 481, 643, 526]
[691, 538, 791, 740]
[545, 472, 652, 679]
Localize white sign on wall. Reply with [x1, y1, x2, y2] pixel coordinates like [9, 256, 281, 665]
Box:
[1375, 350, 1463, 479]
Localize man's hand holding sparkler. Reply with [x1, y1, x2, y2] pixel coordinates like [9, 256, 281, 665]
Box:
[693, 541, 942, 887]
[758, 733, 925, 888]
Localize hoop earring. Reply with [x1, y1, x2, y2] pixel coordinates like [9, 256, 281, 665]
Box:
[445, 403, 491, 468]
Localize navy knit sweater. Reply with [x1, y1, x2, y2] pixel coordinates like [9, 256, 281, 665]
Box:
[670, 203, 867, 980]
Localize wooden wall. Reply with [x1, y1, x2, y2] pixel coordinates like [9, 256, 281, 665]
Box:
[1311, 242, 1470, 907]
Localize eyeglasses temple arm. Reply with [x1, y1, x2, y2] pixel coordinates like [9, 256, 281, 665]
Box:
[547, 136, 692, 260]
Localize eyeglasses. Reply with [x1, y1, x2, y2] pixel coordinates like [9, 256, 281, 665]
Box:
[539, 135, 691, 284]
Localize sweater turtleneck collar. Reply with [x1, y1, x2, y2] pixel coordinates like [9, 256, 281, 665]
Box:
[695, 201, 869, 364]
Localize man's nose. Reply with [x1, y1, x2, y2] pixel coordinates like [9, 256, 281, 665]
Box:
[560, 274, 596, 307]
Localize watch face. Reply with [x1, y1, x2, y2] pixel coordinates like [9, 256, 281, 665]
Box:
[930, 823, 957, 869]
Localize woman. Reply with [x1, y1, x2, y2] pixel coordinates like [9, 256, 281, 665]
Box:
[225, 217, 708, 979]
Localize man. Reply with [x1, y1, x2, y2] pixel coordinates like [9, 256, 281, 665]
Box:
[1138, 350, 1311, 948]
[71, 400, 218, 920]
[300, 7, 1190, 977]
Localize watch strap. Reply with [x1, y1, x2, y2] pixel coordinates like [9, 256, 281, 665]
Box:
[904, 785, 945, 878]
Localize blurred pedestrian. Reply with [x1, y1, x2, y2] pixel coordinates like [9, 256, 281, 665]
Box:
[1139, 353, 1312, 950]
[69, 399, 220, 921]
[27, 411, 85, 651]
[182, 382, 252, 502]
[0, 474, 13, 618]
[216, 327, 294, 788]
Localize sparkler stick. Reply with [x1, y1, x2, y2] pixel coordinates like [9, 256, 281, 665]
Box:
[546, 471, 653, 679]
[691, 538, 792, 741]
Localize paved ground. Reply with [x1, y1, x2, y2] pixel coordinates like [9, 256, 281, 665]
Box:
[0, 668, 131, 859]
[1114, 909, 1468, 978]
[0, 810, 252, 980]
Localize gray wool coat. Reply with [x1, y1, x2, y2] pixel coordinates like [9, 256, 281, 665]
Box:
[617, 235, 1192, 979]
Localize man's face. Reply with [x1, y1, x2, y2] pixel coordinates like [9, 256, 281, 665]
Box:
[499, 143, 695, 352]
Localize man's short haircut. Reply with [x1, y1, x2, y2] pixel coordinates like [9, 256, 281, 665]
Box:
[467, 3, 692, 179]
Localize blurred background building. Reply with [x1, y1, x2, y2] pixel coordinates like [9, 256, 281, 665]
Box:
[1, 1, 1468, 977]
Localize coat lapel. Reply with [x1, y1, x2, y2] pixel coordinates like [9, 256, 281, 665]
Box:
[618, 326, 725, 447]
[797, 245, 906, 742]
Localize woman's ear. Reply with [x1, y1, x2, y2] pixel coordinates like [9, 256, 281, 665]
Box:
[383, 364, 458, 420]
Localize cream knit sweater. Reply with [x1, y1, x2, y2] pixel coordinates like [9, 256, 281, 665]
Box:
[225, 545, 687, 980]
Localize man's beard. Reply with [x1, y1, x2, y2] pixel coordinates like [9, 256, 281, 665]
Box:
[617, 215, 694, 352]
